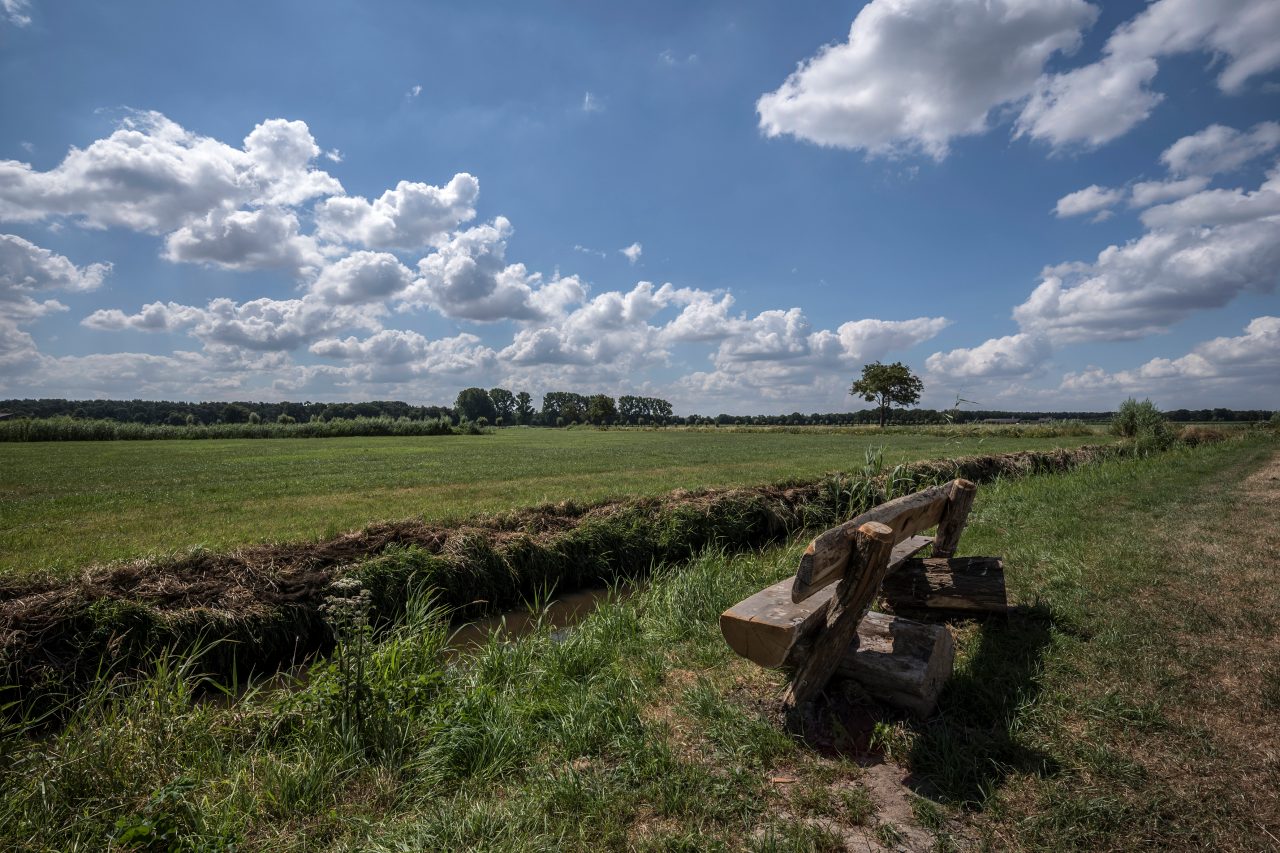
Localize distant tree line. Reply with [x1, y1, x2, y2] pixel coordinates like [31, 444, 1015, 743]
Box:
[2, 397, 1272, 430]
[0, 398, 452, 426]
[680, 407, 1274, 426]
[0, 415, 484, 443]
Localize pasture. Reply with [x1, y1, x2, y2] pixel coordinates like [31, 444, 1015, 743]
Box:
[1, 434, 1275, 850]
[0, 427, 1103, 578]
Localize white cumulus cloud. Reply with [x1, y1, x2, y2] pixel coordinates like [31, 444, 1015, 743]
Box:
[1054, 184, 1125, 218]
[926, 333, 1051, 379]
[310, 251, 415, 305]
[1015, 162, 1280, 343]
[757, 0, 1096, 160]
[0, 234, 111, 374]
[1128, 176, 1211, 208]
[1061, 316, 1280, 399]
[1016, 0, 1280, 150]
[310, 330, 497, 381]
[83, 295, 381, 352]
[314, 173, 479, 250]
[163, 206, 323, 275]
[1160, 121, 1280, 177]
[401, 217, 549, 322]
[2, 0, 30, 26]
[0, 112, 341, 232]
[1, 233, 110, 295]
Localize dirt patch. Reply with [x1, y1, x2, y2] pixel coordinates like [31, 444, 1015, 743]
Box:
[1148, 450, 1280, 843]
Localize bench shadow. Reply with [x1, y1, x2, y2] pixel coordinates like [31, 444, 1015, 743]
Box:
[794, 601, 1064, 807]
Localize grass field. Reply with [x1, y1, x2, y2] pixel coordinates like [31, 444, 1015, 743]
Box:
[2, 435, 1274, 850]
[0, 428, 1103, 578]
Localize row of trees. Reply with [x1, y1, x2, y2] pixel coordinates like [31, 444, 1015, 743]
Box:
[454, 388, 676, 426]
[0, 398, 452, 426]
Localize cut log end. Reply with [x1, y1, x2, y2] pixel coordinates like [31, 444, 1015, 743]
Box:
[881, 556, 1007, 614]
[836, 611, 954, 719]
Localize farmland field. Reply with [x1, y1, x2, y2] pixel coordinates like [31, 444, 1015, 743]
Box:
[1, 434, 1275, 850]
[0, 427, 1104, 578]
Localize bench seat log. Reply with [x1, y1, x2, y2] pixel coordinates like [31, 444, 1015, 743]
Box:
[719, 534, 934, 668]
[880, 556, 1008, 613]
[838, 611, 955, 719]
[793, 479, 975, 603]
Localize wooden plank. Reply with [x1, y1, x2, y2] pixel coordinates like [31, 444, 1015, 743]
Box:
[932, 479, 977, 559]
[719, 534, 933, 668]
[783, 521, 895, 709]
[792, 482, 955, 602]
[881, 556, 1007, 613]
[837, 610, 955, 719]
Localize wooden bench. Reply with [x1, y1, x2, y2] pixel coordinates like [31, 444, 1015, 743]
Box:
[720, 478, 1006, 719]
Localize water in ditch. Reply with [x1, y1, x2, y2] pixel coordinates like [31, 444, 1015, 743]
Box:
[446, 583, 635, 654]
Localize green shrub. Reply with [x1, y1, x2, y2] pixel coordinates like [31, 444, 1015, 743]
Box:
[1111, 398, 1174, 454]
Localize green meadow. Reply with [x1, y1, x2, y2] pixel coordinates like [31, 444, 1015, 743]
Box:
[0, 427, 1103, 578]
[1, 435, 1275, 850]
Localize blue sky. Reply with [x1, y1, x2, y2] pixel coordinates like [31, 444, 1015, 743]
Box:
[1, 0, 1277, 413]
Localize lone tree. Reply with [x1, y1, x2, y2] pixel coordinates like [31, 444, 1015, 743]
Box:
[455, 387, 497, 423]
[850, 361, 923, 427]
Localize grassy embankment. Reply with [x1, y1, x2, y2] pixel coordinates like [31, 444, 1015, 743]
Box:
[1, 434, 1275, 850]
[0, 427, 1101, 579]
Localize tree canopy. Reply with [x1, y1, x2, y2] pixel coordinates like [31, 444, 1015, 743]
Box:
[849, 361, 923, 427]
[454, 387, 497, 422]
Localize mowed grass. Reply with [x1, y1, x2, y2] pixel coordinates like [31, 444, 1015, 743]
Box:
[3, 436, 1275, 851]
[0, 428, 1101, 578]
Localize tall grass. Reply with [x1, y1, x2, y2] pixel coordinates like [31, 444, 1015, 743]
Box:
[0, 546, 805, 851]
[0, 415, 484, 441]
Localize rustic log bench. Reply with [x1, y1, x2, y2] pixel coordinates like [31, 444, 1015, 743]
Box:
[720, 478, 1006, 719]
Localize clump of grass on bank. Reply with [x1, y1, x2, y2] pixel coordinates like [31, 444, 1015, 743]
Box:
[2, 434, 1275, 851]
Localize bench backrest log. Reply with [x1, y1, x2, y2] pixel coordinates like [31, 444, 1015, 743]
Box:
[791, 477, 976, 603]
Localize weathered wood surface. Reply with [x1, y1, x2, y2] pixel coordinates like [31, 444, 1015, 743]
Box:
[719, 534, 933, 668]
[881, 556, 1008, 613]
[783, 522, 895, 709]
[792, 482, 955, 603]
[931, 478, 976, 559]
[837, 610, 955, 719]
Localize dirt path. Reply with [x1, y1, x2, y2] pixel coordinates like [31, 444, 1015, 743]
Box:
[757, 445, 1280, 851]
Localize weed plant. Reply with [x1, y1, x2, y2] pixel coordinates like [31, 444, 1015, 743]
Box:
[1110, 398, 1175, 455]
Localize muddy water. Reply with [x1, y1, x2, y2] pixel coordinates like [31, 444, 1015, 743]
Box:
[200, 585, 636, 707]
[447, 584, 634, 655]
